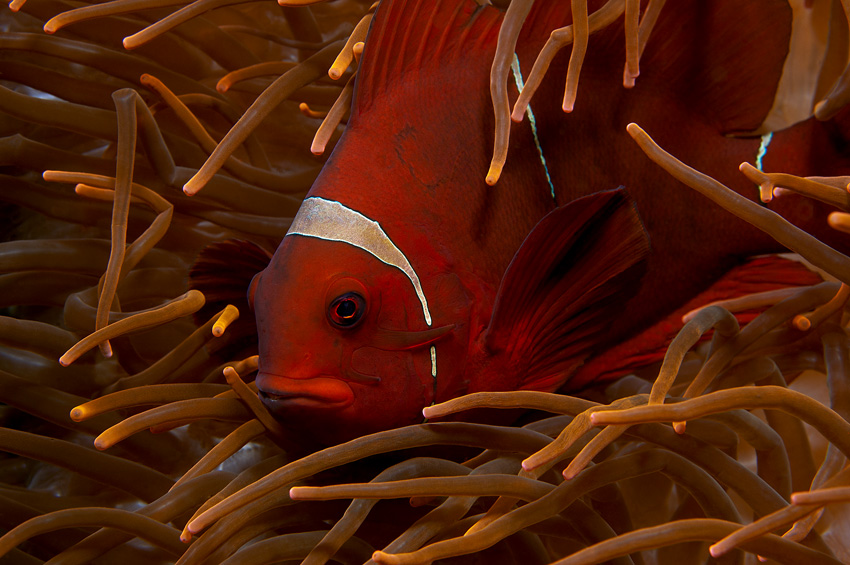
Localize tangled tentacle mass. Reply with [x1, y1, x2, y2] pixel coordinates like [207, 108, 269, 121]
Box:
[2, 0, 850, 563]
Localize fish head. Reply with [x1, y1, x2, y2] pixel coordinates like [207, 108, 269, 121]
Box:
[250, 199, 468, 445]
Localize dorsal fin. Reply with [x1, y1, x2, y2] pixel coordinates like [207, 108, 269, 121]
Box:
[483, 188, 650, 392]
[355, 0, 792, 133]
[354, 0, 503, 113]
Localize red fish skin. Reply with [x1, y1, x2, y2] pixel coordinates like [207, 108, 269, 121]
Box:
[520, 1, 850, 357]
[251, 0, 850, 445]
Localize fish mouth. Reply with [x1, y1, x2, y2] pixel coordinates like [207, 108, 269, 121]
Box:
[256, 372, 354, 412]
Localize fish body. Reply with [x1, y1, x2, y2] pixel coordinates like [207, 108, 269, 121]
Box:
[246, 0, 850, 445]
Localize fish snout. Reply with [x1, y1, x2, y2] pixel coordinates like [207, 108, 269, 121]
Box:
[256, 372, 354, 412]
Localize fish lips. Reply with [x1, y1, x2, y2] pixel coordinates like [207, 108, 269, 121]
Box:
[256, 372, 355, 413]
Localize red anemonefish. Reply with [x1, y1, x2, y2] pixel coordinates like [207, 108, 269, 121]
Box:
[195, 0, 850, 445]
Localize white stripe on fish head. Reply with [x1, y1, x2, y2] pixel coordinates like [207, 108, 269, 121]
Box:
[285, 196, 437, 379]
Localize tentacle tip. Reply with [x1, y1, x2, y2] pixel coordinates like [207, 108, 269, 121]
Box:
[222, 366, 238, 383]
[98, 341, 113, 358]
[328, 69, 342, 80]
[93, 438, 109, 451]
[813, 99, 830, 121]
[58, 355, 72, 367]
[122, 36, 140, 50]
[485, 164, 503, 186]
[69, 407, 86, 421]
[371, 551, 394, 565]
[622, 68, 638, 88]
[673, 421, 686, 434]
[42, 21, 58, 34]
[708, 544, 724, 558]
[180, 530, 193, 543]
[562, 469, 577, 480]
[510, 104, 527, 123]
[212, 312, 233, 336]
[792, 315, 812, 331]
[310, 143, 326, 156]
[289, 487, 308, 500]
[625, 122, 642, 137]
[521, 457, 539, 472]
[561, 101, 575, 113]
[828, 211, 849, 229]
[409, 495, 433, 507]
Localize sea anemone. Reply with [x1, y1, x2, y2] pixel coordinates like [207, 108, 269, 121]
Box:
[2, 0, 850, 563]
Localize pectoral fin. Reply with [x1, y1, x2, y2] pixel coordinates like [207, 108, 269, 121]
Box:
[483, 188, 650, 392]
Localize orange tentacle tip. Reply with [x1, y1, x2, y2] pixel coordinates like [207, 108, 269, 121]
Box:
[485, 162, 503, 185]
[328, 60, 348, 80]
[122, 34, 145, 51]
[223, 366, 241, 384]
[42, 19, 60, 34]
[828, 211, 850, 233]
[792, 315, 812, 331]
[510, 100, 528, 122]
[93, 433, 112, 451]
[562, 86, 577, 112]
[622, 65, 639, 88]
[212, 305, 240, 337]
[69, 405, 88, 422]
[58, 348, 85, 367]
[299, 103, 326, 119]
[183, 176, 203, 196]
[310, 138, 328, 156]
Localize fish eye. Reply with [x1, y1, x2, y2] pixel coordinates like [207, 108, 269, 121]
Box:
[328, 292, 366, 329]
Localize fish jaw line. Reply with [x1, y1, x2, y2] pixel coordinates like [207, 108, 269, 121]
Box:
[256, 372, 354, 410]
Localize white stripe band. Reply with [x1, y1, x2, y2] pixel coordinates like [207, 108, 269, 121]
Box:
[286, 197, 433, 326]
